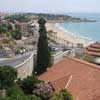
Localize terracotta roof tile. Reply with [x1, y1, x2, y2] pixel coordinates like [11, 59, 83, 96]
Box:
[51, 75, 72, 91]
[84, 42, 100, 56]
[39, 57, 100, 100]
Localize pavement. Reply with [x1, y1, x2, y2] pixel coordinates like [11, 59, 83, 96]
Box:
[0, 51, 33, 67]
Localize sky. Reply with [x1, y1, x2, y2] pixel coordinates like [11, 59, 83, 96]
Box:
[0, 0, 100, 13]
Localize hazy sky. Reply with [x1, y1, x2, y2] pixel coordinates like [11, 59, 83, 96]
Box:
[0, 0, 100, 13]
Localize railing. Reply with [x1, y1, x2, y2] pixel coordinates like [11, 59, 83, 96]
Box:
[52, 50, 74, 64]
[15, 51, 35, 79]
[15, 52, 34, 68]
[14, 50, 74, 78]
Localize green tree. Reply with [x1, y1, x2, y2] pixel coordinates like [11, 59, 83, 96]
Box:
[28, 95, 41, 100]
[0, 85, 41, 100]
[6, 85, 29, 100]
[5, 14, 30, 23]
[0, 65, 17, 89]
[11, 29, 22, 40]
[50, 89, 73, 100]
[0, 24, 7, 33]
[0, 97, 7, 100]
[35, 17, 51, 74]
[17, 75, 41, 94]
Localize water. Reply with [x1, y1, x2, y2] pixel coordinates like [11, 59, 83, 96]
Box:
[60, 13, 100, 42]
[67, 13, 100, 21]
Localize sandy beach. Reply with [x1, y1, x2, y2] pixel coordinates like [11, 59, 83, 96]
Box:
[46, 23, 93, 47]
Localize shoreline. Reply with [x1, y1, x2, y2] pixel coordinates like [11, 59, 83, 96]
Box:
[46, 22, 93, 47]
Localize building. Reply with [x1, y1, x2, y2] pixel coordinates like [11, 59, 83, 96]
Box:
[84, 42, 100, 56]
[84, 42, 100, 64]
[15, 21, 30, 34]
[39, 57, 100, 100]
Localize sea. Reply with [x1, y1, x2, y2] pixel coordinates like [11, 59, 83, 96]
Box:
[60, 13, 100, 42]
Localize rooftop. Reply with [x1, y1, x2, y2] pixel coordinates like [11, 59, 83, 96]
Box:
[84, 42, 100, 56]
[39, 57, 100, 100]
[51, 74, 72, 91]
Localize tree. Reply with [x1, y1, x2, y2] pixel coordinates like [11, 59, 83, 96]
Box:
[28, 95, 41, 100]
[5, 14, 30, 23]
[0, 65, 17, 89]
[11, 29, 22, 40]
[0, 24, 7, 33]
[35, 17, 51, 74]
[0, 85, 41, 100]
[50, 89, 73, 100]
[17, 75, 41, 94]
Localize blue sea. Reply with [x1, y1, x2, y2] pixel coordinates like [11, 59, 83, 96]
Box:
[60, 13, 100, 42]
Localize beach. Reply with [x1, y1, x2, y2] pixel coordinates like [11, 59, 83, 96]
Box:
[46, 23, 93, 47]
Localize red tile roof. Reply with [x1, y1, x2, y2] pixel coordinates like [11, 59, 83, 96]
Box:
[51, 75, 72, 91]
[39, 57, 100, 100]
[84, 42, 100, 56]
[90, 42, 100, 48]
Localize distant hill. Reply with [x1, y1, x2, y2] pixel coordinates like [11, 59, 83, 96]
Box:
[4, 12, 96, 23]
[26, 13, 96, 22]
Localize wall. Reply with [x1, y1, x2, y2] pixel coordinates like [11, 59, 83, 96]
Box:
[52, 50, 74, 64]
[15, 53, 34, 79]
[14, 50, 73, 79]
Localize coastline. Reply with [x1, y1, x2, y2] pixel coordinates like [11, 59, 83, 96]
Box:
[46, 22, 93, 47]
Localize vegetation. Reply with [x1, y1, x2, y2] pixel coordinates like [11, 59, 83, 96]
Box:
[0, 23, 12, 34]
[11, 29, 22, 40]
[0, 65, 41, 100]
[50, 89, 73, 100]
[33, 82, 54, 100]
[0, 23, 14, 39]
[0, 65, 17, 89]
[17, 75, 41, 94]
[6, 85, 28, 100]
[35, 17, 52, 74]
[27, 95, 41, 100]
[26, 13, 95, 22]
[0, 14, 74, 100]
[0, 85, 41, 100]
[5, 14, 30, 23]
[0, 65, 73, 100]
[0, 24, 6, 33]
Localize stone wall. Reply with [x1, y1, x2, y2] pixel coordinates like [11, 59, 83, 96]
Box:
[14, 50, 73, 79]
[15, 53, 34, 79]
[52, 50, 74, 64]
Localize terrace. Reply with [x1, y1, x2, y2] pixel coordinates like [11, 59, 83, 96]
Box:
[39, 57, 100, 100]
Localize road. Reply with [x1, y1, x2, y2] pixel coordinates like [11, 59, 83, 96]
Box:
[0, 52, 34, 68]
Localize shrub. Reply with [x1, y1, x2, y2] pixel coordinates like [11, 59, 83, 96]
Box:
[17, 75, 41, 94]
[0, 65, 17, 89]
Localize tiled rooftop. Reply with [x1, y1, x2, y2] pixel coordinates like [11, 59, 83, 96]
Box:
[39, 57, 100, 100]
[51, 74, 72, 91]
[84, 42, 100, 56]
